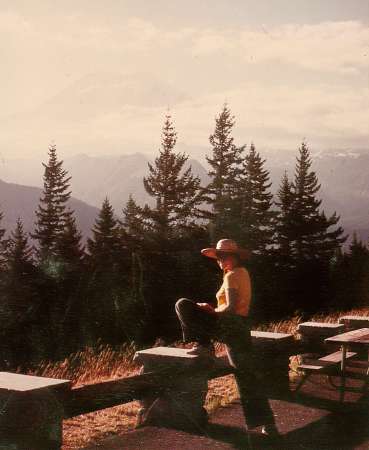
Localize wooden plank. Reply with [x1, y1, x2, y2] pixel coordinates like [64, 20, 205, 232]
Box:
[299, 321, 344, 329]
[298, 351, 357, 372]
[63, 355, 234, 418]
[319, 351, 357, 363]
[298, 362, 332, 371]
[325, 328, 369, 344]
[251, 331, 294, 342]
[357, 334, 369, 344]
[135, 346, 199, 359]
[339, 315, 369, 329]
[298, 322, 344, 337]
[134, 346, 200, 367]
[0, 372, 71, 393]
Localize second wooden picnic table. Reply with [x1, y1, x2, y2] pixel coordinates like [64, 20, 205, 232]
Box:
[325, 327, 369, 400]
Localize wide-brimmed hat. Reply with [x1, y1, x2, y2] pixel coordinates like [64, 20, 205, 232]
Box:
[201, 239, 250, 260]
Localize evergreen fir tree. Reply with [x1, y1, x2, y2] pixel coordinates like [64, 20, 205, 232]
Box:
[235, 143, 275, 255]
[274, 171, 295, 265]
[331, 233, 369, 310]
[85, 198, 123, 344]
[272, 142, 348, 314]
[1, 219, 39, 365]
[57, 212, 84, 268]
[290, 141, 347, 263]
[0, 209, 7, 269]
[204, 104, 243, 240]
[140, 114, 207, 340]
[87, 197, 120, 266]
[120, 195, 147, 250]
[143, 114, 203, 242]
[32, 144, 72, 261]
[5, 218, 34, 270]
[51, 212, 85, 356]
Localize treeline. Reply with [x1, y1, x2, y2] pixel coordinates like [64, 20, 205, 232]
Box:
[1, 104, 368, 369]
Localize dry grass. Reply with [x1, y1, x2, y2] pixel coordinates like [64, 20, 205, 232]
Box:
[25, 307, 368, 449]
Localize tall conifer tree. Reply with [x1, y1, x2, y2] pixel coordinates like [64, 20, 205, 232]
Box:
[87, 198, 120, 267]
[0, 209, 7, 269]
[121, 195, 147, 250]
[57, 212, 84, 268]
[52, 212, 85, 356]
[290, 141, 347, 263]
[204, 104, 243, 240]
[235, 143, 275, 255]
[272, 142, 347, 313]
[86, 198, 123, 343]
[274, 171, 295, 265]
[32, 144, 72, 261]
[143, 114, 203, 243]
[2, 219, 39, 364]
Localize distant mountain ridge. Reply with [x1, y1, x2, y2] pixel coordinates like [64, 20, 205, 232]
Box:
[0, 152, 210, 213]
[1, 149, 369, 245]
[0, 179, 99, 242]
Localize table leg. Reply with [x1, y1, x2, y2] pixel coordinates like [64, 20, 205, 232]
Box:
[339, 344, 347, 402]
[341, 344, 347, 373]
[364, 349, 369, 393]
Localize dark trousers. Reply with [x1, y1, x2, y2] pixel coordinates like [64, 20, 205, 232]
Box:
[175, 298, 275, 429]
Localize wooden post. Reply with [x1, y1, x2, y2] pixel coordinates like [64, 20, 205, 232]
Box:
[133, 347, 210, 432]
[250, 331, 294, 395]
[0, 372, 70, 450]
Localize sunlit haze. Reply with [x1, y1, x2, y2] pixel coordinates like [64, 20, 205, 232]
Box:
[1, 0, 368, 162]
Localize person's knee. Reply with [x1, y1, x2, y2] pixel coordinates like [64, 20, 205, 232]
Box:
[175, 298, 193, 313]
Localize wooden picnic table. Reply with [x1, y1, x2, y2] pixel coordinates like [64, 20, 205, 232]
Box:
[325, 328, 369, 400]
[325, 328, 369, 372]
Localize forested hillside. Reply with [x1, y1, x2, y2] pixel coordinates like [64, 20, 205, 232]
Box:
[1, 105, 368, 371]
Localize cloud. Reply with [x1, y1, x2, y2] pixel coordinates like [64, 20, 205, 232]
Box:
[0, 10, 31, 32]
[191, 21, 368, 75]
[1, 11, 368, 158]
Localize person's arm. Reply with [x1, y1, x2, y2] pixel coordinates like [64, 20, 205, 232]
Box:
[215, 288, 238, 314]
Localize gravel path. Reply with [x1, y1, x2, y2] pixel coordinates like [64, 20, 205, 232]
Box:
[84, 375, 369, 450]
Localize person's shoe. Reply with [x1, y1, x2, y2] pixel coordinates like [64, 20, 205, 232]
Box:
[187, 343, 216, 358]
[134, 407, 146, 429]
[261, 423, 281, 437]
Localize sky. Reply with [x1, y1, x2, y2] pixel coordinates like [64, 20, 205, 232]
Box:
[1, 0, 368, 162]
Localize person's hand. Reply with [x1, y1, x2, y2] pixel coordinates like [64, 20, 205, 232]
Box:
[196, 303, 216, 313]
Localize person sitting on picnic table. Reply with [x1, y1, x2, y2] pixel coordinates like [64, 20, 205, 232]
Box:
[175, 238, 279, 437]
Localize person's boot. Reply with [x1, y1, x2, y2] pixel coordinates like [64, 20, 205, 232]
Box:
[261, 423, 283, 446]
[261, 423, 280, 437]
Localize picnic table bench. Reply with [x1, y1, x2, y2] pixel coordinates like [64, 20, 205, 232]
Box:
[325, 327, 369, 401]
[295, 350, 358, 393]
[297, 321, 345, 352]
[0, 330, 294, 449]
[0, 372, 70, 450]
[134, 331, 294, 429]
[339, 315, 369, 331]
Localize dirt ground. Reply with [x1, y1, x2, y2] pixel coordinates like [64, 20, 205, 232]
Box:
[83, 374, 369, 450]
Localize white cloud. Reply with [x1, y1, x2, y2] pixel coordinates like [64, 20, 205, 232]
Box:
[190, 21, 369, 75]
[0, 10, 31, 32]
[0, 12, 368, 158]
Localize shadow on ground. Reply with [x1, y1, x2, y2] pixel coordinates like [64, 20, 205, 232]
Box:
[84, 382, 369, 450]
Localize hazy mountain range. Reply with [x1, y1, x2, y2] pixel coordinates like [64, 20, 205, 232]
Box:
[0, 179, 99, 242]
[0, 148, 368, 245]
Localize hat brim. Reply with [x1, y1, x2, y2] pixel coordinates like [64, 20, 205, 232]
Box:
[201, 248, 217, 259]
[201, 248, 250, 260]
